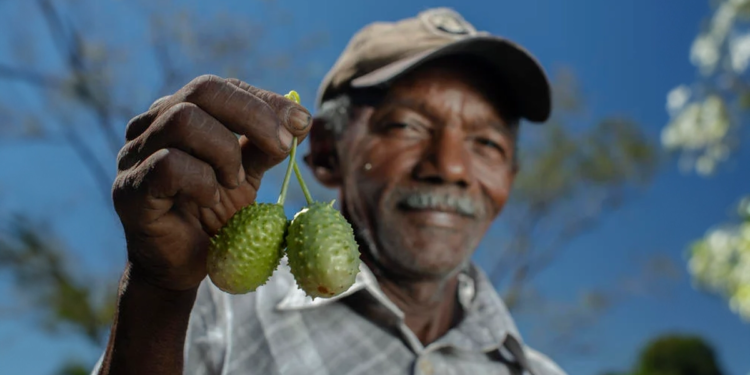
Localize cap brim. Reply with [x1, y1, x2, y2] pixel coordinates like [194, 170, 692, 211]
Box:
[349, 36, 551, 123]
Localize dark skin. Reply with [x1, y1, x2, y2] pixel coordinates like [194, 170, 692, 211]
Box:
[100, 75, 313, 374]
[99, 63, 516, 374]
[309, 62, 517, 344]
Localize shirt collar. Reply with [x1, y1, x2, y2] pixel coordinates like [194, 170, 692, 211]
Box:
[274, 259, 533, 374]
[275, 260, 477, 315]
[275, 259, 381, 311]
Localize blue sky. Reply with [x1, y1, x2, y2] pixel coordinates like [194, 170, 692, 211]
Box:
[0, 0, 748, 374]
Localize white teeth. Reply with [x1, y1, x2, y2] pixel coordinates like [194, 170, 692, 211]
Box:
[400, 191, 477, 217]
[446, 195, 457, 209]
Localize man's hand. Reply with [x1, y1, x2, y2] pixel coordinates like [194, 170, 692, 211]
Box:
[98, 75, 312, 375]
[113, 74, 312, 292]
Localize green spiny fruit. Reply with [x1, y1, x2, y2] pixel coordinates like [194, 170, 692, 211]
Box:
[286, 200, 360, 298]
[206, 90, 301, 295]
[207, 202, 288, 294]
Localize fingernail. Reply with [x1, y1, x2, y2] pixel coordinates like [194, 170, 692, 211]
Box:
[288, 107, 312, 130]
[278, 126, 294, 150]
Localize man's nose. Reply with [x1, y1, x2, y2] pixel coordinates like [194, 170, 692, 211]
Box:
[413, 127, 470, 187]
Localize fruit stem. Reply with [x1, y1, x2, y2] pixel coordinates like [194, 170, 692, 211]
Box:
[278, 90, 303, 206]
[277, 136, 298, 206]
[279, 89, 314, 206]
[293, 161, 314, 206]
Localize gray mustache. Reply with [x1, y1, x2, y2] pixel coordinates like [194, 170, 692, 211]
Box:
[397, 190, 483, 218]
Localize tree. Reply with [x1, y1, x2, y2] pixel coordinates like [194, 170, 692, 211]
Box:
[492, 68, 660, 307]
[634, 334, 724, 375]
[660, 0, 750, 322]
[599, 333, 725, 375]
[483, 67, 674, 356]
[0, 0, 669, 372]
[0, 0, 327, 372]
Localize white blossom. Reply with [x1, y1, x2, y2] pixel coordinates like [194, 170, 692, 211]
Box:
[729, 32, 750, 73]
[690, 2, 739, 75]
[697, 155, 717, 175]
[713, 2, 738, 41]
[689, 218, 750, 321]
[691, 35, 722, 75]
[661, 94, 731, 175]
[668, 0, 749, 323]
[666, 85, 692, 116]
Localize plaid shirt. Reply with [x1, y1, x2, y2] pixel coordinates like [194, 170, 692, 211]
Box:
[92, 259, 566, 375]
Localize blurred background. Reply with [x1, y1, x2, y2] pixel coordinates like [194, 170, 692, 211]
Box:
[0, 0, 748, 374]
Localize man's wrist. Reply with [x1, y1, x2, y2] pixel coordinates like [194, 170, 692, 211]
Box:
[124, 261, 201, 305]
[101, 263, 199, 375]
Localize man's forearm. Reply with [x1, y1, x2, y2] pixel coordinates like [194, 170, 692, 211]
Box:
[98, 263, 198, 375]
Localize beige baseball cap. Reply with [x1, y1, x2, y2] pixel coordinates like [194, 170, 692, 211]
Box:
[315, 7, 552, 123]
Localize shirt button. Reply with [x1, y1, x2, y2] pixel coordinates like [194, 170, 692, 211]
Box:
[419, 359, 434, 375]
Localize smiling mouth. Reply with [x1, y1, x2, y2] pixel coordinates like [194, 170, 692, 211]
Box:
[395, 193, 478, 218]
[396, 203, 467, 216]
[395, 204, 470, 231]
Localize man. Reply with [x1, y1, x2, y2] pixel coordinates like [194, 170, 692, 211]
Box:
[93, 7, 566, 375]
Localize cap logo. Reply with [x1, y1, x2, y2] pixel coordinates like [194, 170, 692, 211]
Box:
[422, 8, 475, 36]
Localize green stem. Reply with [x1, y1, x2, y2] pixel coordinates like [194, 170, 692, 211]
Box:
[293, 160, 314, 206]
[277, 137, 298, 206]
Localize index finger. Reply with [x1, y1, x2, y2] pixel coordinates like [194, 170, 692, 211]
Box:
[161, 75, 312, 160]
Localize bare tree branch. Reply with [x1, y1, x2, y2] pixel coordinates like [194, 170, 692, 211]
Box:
[36, 0, 122, 157]
[60, 125, 113, 204]
[524, 192, 624, 282]
[0, 64, 66, 88]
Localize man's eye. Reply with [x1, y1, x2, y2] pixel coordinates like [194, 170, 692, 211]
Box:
[385, 122, 409, 130]
[377, 121, 428, 138]
[476, 137, 503, 153]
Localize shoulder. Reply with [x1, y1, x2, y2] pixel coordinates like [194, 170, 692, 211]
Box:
[524, 346, 568, 375]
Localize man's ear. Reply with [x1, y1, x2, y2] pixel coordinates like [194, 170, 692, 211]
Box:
[304, 117, 342, 188]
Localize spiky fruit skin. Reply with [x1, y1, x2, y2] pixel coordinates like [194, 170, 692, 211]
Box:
[207, 203, 287, 294]
[286, 201, 360, 298]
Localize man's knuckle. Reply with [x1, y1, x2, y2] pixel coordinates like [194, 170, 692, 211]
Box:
[112, 173, 137, 215]
[116, 144, 134, 171]
[124, 116, 141, 137]
[192, 73, 219, 87]
[224, 77, 243, 87]
[149, 95, 172, 111]
[187, 74, 222, 98]
[170, 102, 199, 125]
[246, 96, 281, 129]
[226, 135, 241, 155]
[111, 174, 126, 199]
[260, 90, 287, 107]
[159, 148, 181, 170]
[124, 111, 154, 141]
[154, 103, 196, 140]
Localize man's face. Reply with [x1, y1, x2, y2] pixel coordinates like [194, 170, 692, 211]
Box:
[335, 63, 517, 281]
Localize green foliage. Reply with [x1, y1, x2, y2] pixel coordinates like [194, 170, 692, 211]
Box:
[633, 334, 724, 375]
[494, 69, 662, 306]
[0, 215, 117, 346]
[0, 1, 327, 373]
[0, 0, 667, 372]
[600, 334, 725, 375]
[55, 360, 91, 375]
[513, 118, 658, 207]
[484, 68, 672, 359]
